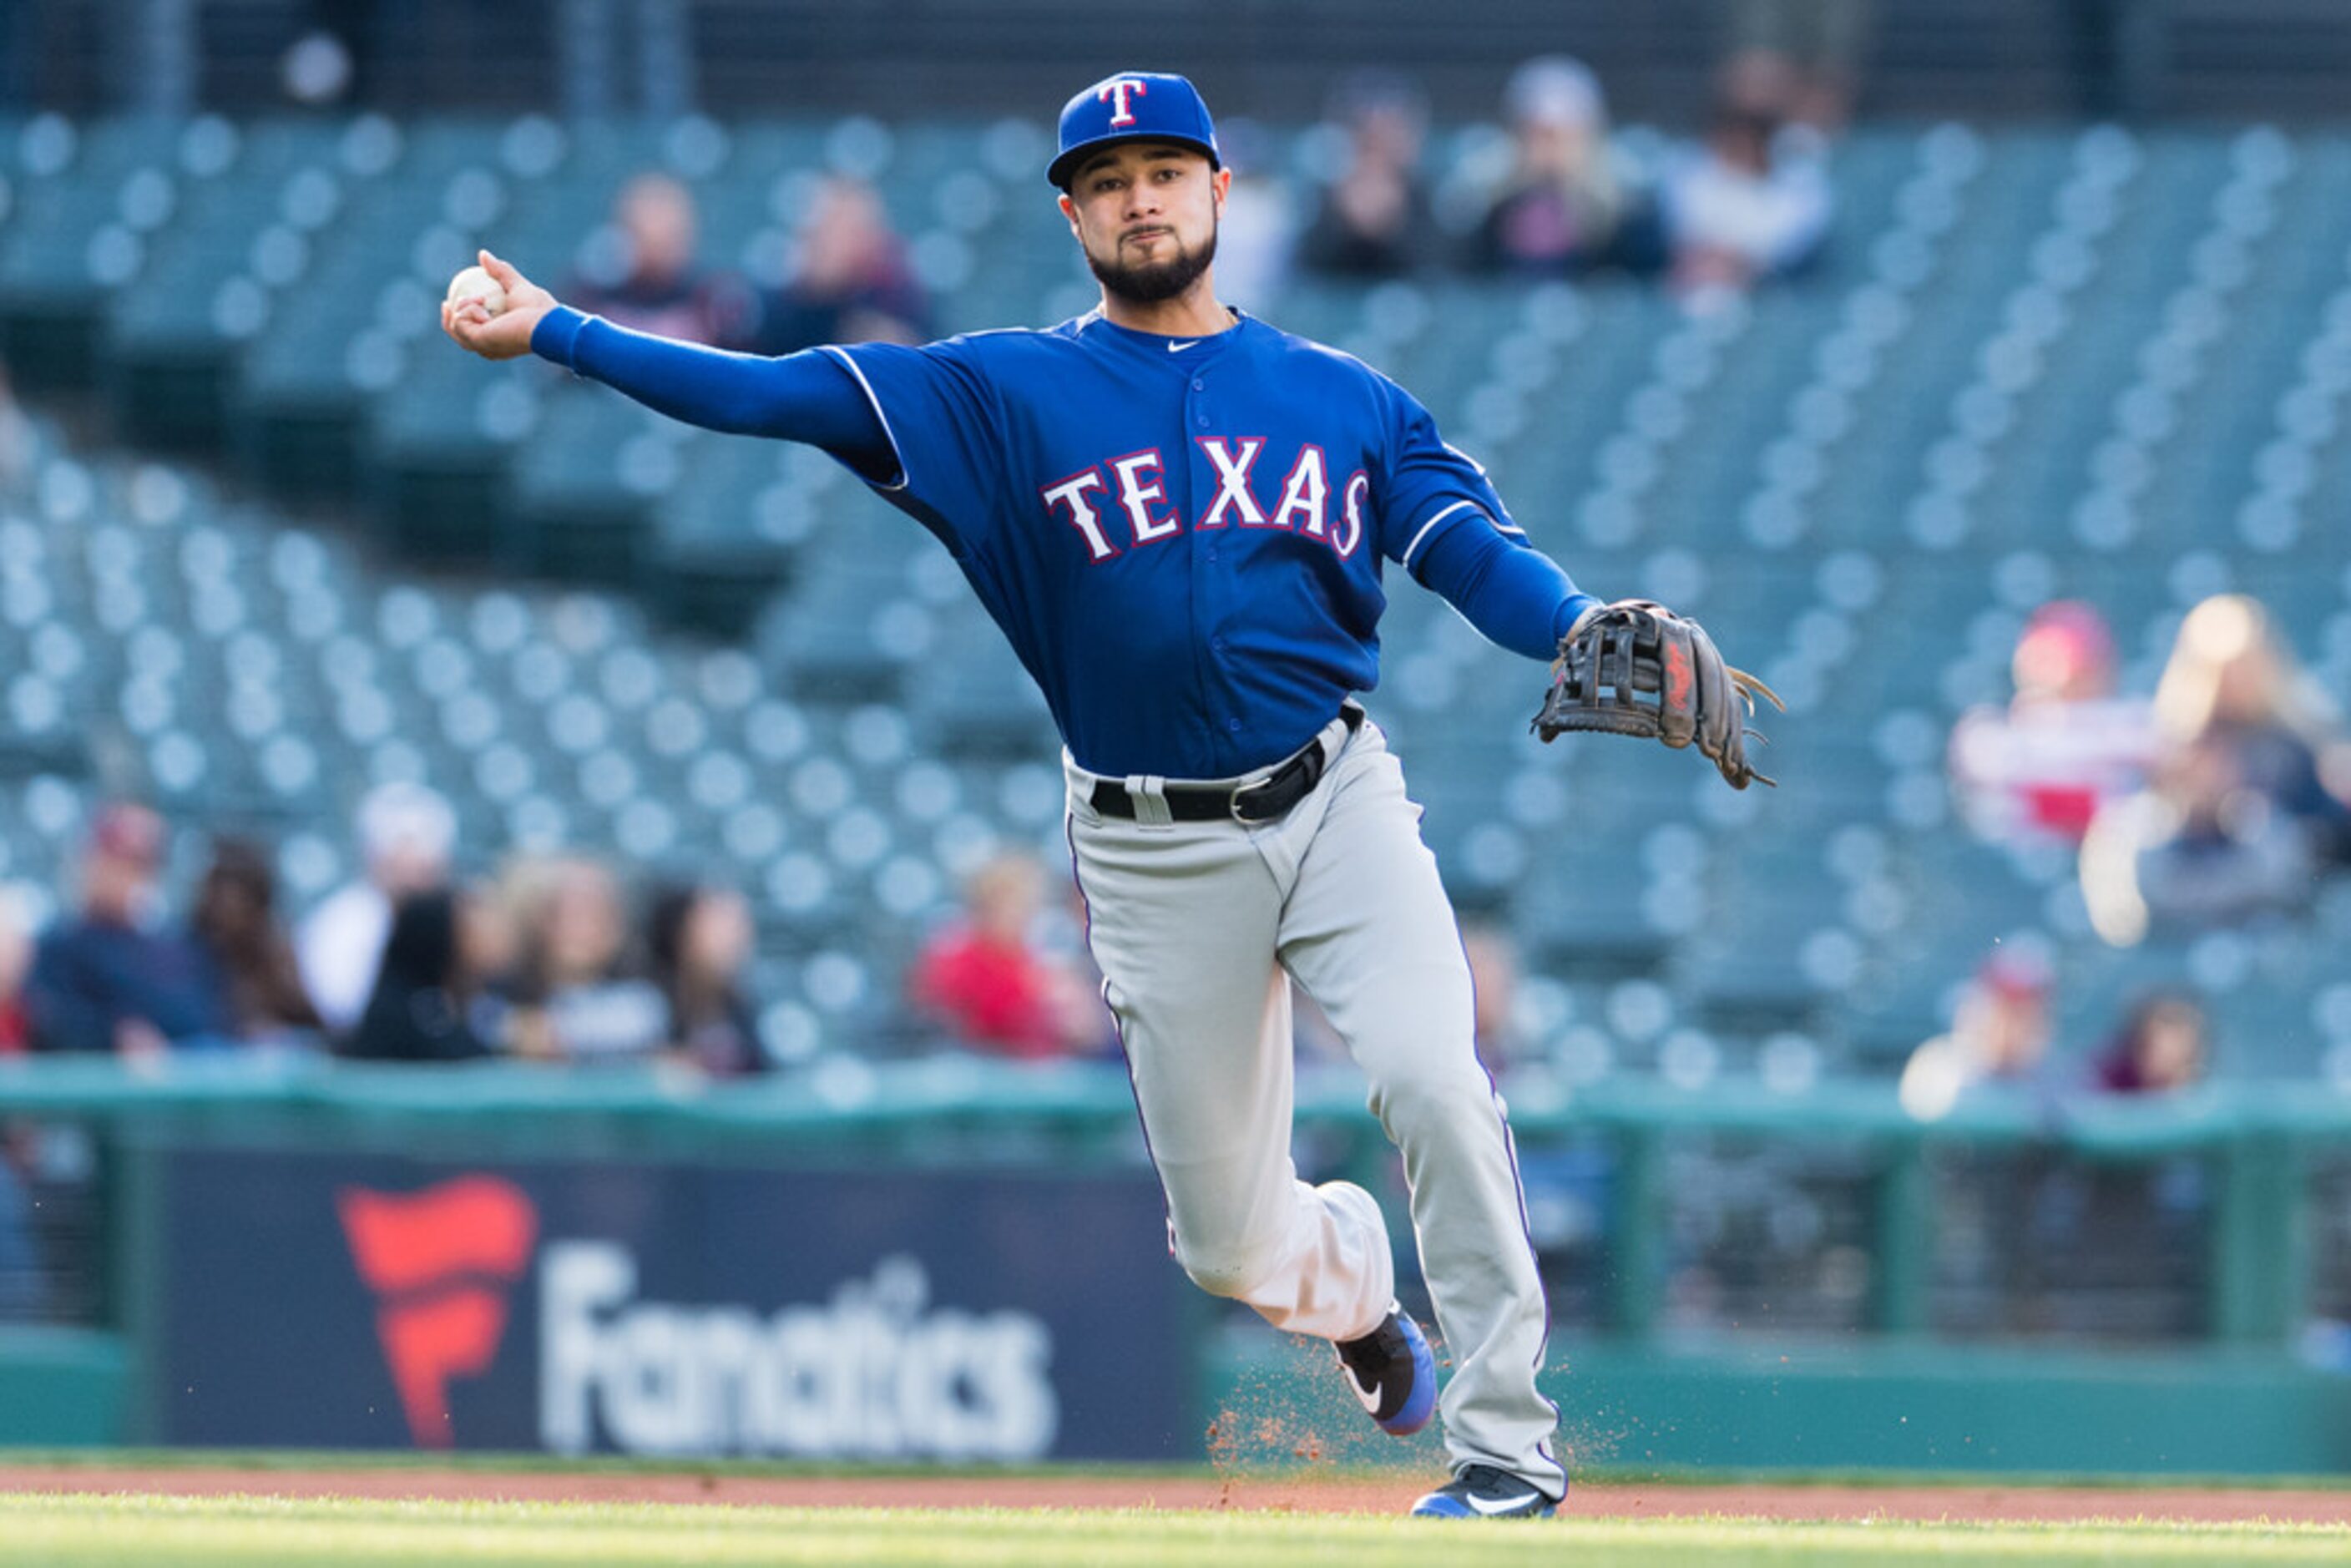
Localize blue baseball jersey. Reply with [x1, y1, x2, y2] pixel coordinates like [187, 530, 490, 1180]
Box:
[827, 311, 1538, 779]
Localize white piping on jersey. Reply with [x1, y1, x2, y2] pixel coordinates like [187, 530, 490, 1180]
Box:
[1401, 500, 1480, 569]
[818, 345, 910, 493]
[1443, 440, 1491, 478]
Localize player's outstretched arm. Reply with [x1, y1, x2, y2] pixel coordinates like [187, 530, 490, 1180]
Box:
[441, 250, 558, 361]
[1410, 519, 1595, 663]
[435, 246, 892, 474]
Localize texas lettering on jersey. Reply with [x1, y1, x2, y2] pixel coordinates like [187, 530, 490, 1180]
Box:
[1039, 439, 1371, 563]
[807, 312, 1576, 777]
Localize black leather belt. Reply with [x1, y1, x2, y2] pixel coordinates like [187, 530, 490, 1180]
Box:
[1090, 707, 1364, 824]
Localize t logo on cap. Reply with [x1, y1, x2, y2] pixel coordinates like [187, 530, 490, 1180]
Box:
[1099, 78, 1148, 128]
[1049, 70, 1222, 188]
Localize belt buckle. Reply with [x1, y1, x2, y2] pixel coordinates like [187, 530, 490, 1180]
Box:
[1227, 772, 1275, 824]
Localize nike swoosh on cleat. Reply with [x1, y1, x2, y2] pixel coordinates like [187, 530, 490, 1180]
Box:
[1344, 1368, 1383, 1415]
[1465, 1490, 1544, 1515]
[1167, 339, 1198, 352]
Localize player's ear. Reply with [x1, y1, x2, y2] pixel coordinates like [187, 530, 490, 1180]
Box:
[1058, 190, 1079, 231]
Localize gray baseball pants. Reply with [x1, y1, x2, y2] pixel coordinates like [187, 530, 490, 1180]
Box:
[1063, 713, 1565, 1493]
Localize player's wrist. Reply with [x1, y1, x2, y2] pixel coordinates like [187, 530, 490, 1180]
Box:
[1560, 594, 1604, 644]
[528, 305, 589, 369]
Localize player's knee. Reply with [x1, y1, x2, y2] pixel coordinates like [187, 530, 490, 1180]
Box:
[1361, 1032, 1487, 1100]
[1173, 1237, 1276, 1301]
[1366, 1052, 1498, 1131]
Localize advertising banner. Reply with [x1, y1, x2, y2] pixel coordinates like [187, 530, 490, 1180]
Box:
[152, 1149, 1190, 1460]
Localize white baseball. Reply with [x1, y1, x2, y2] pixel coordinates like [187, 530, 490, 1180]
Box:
[446, 264, 506, 316]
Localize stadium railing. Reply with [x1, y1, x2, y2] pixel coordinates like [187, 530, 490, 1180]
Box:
[0, 1054, 2343, 1336]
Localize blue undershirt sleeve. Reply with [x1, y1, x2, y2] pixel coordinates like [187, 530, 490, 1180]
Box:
[530, 306, 896, 481]
[1411, 518, 1599, 663]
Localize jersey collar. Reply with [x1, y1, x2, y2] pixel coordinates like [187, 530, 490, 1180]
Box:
[1081, 306, 1251, 361]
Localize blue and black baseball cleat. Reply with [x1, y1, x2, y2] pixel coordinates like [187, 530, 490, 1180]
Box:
[1334, 1301, 1436, 1438]
[1409, 1464, 1562, 1520]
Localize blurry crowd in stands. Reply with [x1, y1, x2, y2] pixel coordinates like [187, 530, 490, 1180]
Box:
[538, 18, 1870, 356]
[1293, 48, 1836, 304]
[565, 169, 931, 356]
[1952, 591, 2351, 941]
[0, 787, 739, 1073]
[1898, 938, 2215, 1121]
[0, 781, 1113, 1075]
[1268, 7, 1863, 303]
[1919, 591, 2351, 1115]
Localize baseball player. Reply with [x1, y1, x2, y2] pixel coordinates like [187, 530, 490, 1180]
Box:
[447, 70, 1628, 1519]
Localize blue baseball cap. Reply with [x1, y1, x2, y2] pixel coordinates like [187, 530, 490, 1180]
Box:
[1048, 71, 1221, 189]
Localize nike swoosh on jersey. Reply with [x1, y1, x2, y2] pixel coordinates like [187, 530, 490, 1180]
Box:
[1466, 1488, 1545, 1515]
[1167, 339, 1198, 352]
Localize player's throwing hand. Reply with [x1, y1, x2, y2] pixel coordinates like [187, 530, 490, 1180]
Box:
[440, 250, 556, 361]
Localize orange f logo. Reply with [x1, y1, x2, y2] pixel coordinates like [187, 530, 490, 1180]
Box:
[339, 1176, 538, 1448]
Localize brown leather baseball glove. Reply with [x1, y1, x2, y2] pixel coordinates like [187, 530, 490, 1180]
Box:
[1531, 599, 1785, 789]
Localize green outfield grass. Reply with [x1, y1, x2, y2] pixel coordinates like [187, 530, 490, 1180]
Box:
[0, 1495, 2346, 1568]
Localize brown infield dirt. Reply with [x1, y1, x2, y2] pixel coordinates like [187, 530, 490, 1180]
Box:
[0, 1466, 2347, 1523]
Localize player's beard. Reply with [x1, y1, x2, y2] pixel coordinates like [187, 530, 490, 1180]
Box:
[1089, 220, 1219, 305]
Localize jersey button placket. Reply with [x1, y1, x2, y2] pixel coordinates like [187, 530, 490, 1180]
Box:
[1188, 375, 1236, 757]
[1192, 378, 1217, 560]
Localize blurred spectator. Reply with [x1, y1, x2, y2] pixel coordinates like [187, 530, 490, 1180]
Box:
[1949, 600, 2156, 845]
[1719, 0, 1875, 133]
[909, 852, 1100, 1060]
[345, 886, 513, 1064]
[1299, 71, 1438, 280]
[2080, 731, 2319, 943]
[0, 888, 36, 1315]
[2081, 595, 2347, 944]
[24, 804, 225, 1057]
[569, 172, 755, 347]
[751, 175, 929, 354]
[646, 882, 766, 1077]
[1661, 55, 1834, 296]
[503, 855, 667, 1065]
[296, 781, 458, 1039]
[1466, 56, 1661, 278]
[189, 838, 322, 1048]
[2090, 990, 2209, 1095]
[2151, 594, 2350, 858]
[1898, 944, 2056, 1120]
[0, 886, 33, 1056]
